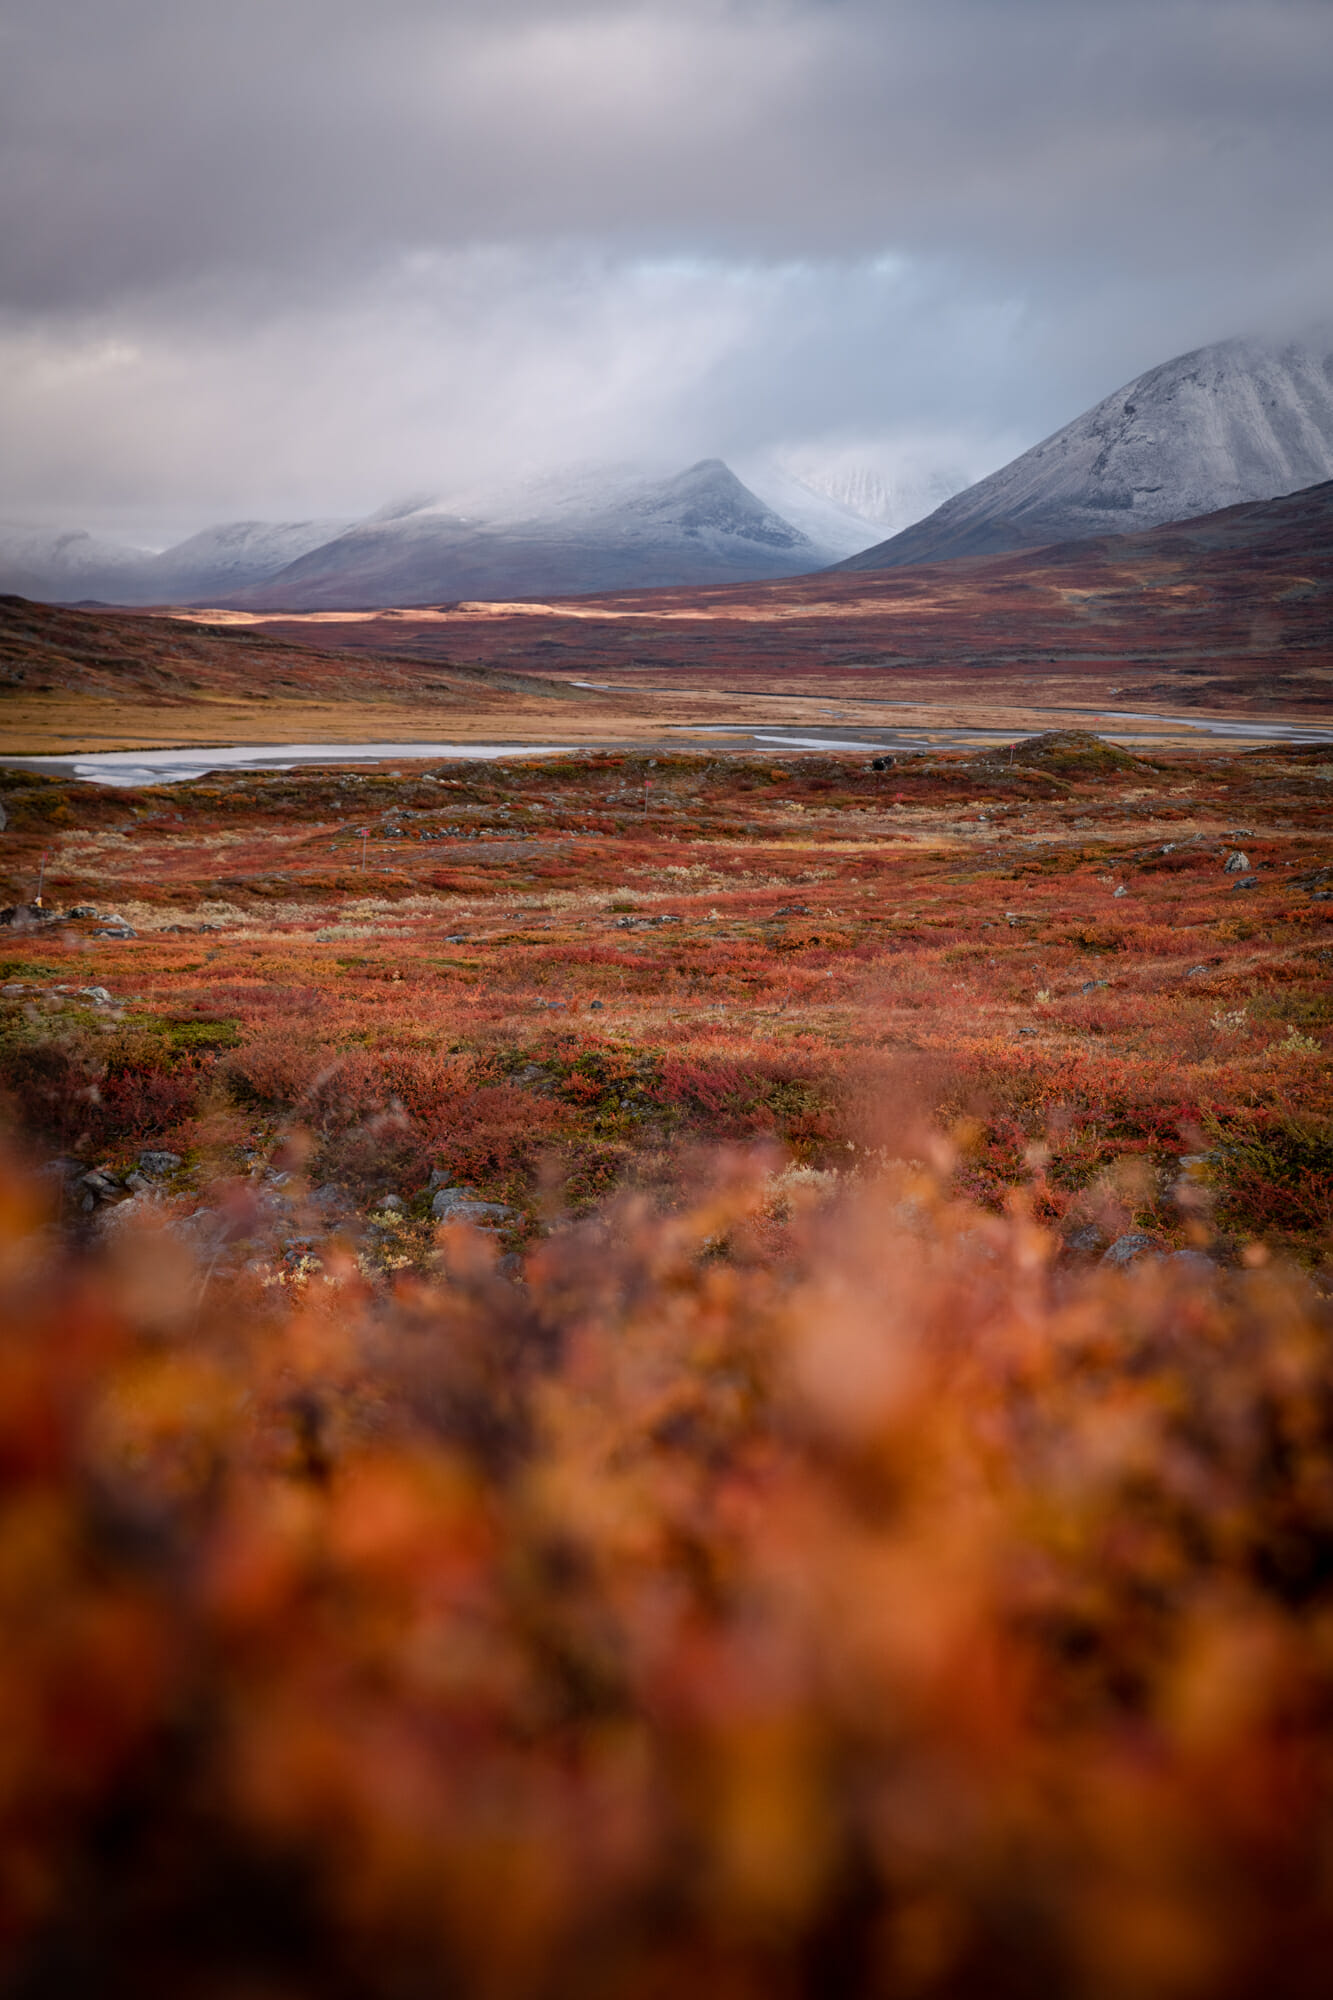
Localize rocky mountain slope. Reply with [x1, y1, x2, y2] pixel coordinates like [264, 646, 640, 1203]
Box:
[839, 333, 1333, 570]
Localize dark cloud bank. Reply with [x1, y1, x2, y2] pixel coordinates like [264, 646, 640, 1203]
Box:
[2, 0, 1331, 538]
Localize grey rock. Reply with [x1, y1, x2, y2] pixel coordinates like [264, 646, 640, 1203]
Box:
[590, 999, 605, 1010]
[1064, 1225, 1106, 1257]
[138, 1150, 182, 1176]
[173, 1208, 231, 1254]
[92, 926, 137, 939]
[310, 1181, 354, 1212]
[371, 1193, 406, 1214]
[67, 905, 98, 919]
[1100, 1232, 1159, 1269]
[78, 986, 113, 1006]
[1223, 850, 1251, 873]
[431, 1187, 512, 1227]
[1231, 878, 1259, 892]
[1185, 964, 1207, 976]
[1161, 1249, 1220, 1278]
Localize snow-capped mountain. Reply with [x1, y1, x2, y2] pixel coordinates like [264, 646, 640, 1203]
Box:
[838, 332, 1333, 570]
[0, 524, 157, 602]
[147, 519, 354, 600]
[0, 516, 353, 605]
[231, 460, 833, 609]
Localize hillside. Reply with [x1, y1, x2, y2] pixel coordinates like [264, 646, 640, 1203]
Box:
[226, 477, 1333, 706]
[839, 333, 1333, 570]
[0, 594, 577, 706]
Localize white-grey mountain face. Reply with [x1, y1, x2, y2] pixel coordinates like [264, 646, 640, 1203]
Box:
[231, 460, 831, 609]
[0, 517, 352, 604]
[0, 524, 158, 602]
[839, 334, 1333, 571]
[146, 520, 354, 599]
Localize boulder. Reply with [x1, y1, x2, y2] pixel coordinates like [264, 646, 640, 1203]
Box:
[138, 1150, 182, 1176]
[431, 1187, 513, 1228]
[1223, 851, 1251, 874]
[1100, 1233, 1158, 1269]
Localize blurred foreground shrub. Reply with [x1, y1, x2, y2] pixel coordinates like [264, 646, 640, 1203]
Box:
[1, 1151, 1332, 1998]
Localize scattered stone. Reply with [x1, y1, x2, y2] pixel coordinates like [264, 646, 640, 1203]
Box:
[1080, 979, 1109, 993]
[1063, 1225, 1106, 1257]
[78, 986, 113, 1006]
[1185, 964, 1207, 976]
[774, 905, 810, 916]
[1100, 1233, 1158, 1269]
[92, 926, 137, 939]
[870, 756, 895, 771]
[77, 1169, 123, 1212]
[138, 1150, 183, 1176]
[1016, 1026, 1037, 1037]
[372, 1193, 406, 1214]
[1223, 851, 1251, 874]
[1231, 878, 1259, 892]
[590, 999, 605, 1010]
[1113, 885, 1128, 898]
[67, 905, 98, 919]
[445, 934, 469, 943]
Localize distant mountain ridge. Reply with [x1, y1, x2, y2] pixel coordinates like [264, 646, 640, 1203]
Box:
[838, 333, 1333, 571]
[0, 516, 352, 606]
[0, 462, 851, 610]
[227, 460, 832, 610]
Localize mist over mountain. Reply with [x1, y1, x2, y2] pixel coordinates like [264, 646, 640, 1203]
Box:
[838, 333, 1333, 571]
[0, 523, 160, 603]
[0, 516, 353, 606]
[217, 460, 843, 609]
[0, 459, 880, 609]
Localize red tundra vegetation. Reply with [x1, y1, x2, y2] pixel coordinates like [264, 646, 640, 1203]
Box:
[0, 729, 1331, 1994]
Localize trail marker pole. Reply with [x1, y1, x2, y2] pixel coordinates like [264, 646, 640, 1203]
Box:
[34, 848, 48, 909]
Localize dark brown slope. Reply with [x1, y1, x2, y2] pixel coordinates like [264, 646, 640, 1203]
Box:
[0, 595, 577, 705]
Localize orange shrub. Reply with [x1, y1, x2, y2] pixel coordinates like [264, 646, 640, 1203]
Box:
[1, 1148, 1332, 1996]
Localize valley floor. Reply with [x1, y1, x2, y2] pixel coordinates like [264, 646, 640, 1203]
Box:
[2, 729, 1330, 1264]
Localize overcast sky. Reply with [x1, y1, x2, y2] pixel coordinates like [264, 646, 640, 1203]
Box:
[3, 0, 1332, 542]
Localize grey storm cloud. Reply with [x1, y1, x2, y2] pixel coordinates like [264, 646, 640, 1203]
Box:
[2, 0, 1332, 533]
